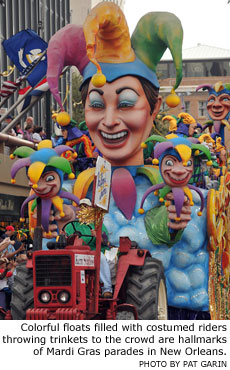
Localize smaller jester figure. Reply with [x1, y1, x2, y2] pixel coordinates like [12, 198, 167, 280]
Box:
[139, 135, 212, 221]
[196, 81, 230, 146]
[10, 140, 80, 235]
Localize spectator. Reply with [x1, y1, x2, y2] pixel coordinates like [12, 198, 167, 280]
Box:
[0, 229, 5, 242]
[13, 122, 24, 138]
[23, 124, 34, 142]
[1, 114, 11, 130]
[32, 126, 45, 143]
[3, 225, 15, 239]
[1, 226, 24, 256]
[23, 116, 34, 130]
[0, 237, 25, 260]
[0, 115, 16, 136]
[0, 257, 14, 309]
[0, 238, 15, 256]
[0, 237, 15, 254]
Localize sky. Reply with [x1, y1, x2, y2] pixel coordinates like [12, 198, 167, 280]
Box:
[124, 0, 230, 50]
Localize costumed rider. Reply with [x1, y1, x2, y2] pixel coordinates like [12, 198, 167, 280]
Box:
[64, 198, 113, 298]
[164, 112, 203, 138]
[52, 109, 95, 176]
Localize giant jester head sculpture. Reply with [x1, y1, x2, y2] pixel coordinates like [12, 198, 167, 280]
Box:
[46, 2, 183, 166]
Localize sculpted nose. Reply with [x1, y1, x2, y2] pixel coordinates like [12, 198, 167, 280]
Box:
[102, 107, 120, 128]
[213, 100, 222, 108]
[172, 163, 186, 174]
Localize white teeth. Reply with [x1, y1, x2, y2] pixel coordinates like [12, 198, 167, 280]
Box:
[101, 131, 127, 140]
[168, 173, 188, 181]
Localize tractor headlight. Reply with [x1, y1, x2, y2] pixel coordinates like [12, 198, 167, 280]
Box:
[39, 291, 51, 304]
[58, 290, 70, 303]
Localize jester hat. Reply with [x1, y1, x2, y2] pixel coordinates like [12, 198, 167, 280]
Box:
[215, 137, 226, 154]
[46, 2, 183, 111]
[196, 81, 230, 97]
[143, 134, 213, 168]
[10, 140, 76, 188]
[163, 112, 198, 136]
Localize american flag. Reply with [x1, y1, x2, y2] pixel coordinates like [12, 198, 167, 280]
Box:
[16, 78, 49, 113]
[0, 78, 22, 97]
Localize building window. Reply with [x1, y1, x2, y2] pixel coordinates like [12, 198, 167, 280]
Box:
[198, 101, 207, 117]
[160, 101, 168, 112]
[184, 101, 190, 113]
[157, 63, 169, 80]
[186, 62, 204, 77]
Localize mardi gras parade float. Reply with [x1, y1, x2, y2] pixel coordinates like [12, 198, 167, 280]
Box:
[1, 2, 229, 320]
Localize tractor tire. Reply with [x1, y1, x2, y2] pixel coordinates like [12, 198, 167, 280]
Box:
[116, 311, 135, 320]
[126, 256, 168, 320]
[10, 262, 34, 320]
[0, 312, 5, 320]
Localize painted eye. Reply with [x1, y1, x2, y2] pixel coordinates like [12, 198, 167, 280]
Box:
[89, 102, 104, 108]
[118, 101, 135, 108]
[208, 97, 215, 103]
[89, 91, 104, 109]
[165, 159, 174, 166]
[187, 160, 193, 166]
[118, 89, 138, 109]
[46, 175, 55, 182]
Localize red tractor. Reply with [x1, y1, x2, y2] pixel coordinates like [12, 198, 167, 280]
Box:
[10, 228, 167, 320]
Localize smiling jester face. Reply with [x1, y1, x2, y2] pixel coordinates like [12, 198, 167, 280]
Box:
[84, 76, 161, 166]
[207, 93, 230, 121]
[161, 154, 194, 188]
[29, 170, 61, 198]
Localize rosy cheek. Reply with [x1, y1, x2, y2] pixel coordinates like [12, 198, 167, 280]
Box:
[38, 179, 46, 187]
[85, 109, 100, 128]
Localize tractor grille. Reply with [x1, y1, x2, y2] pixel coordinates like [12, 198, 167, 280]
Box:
[35, 255, 72, 287]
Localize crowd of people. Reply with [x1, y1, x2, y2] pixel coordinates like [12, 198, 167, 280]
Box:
[0, 226, 29, 311]
[0, 114, 46, 144]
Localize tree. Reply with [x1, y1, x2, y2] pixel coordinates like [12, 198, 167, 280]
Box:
[72, 71, 85, 124]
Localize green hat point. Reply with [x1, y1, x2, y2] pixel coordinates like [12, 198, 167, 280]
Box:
[131, 12, 183, 91]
